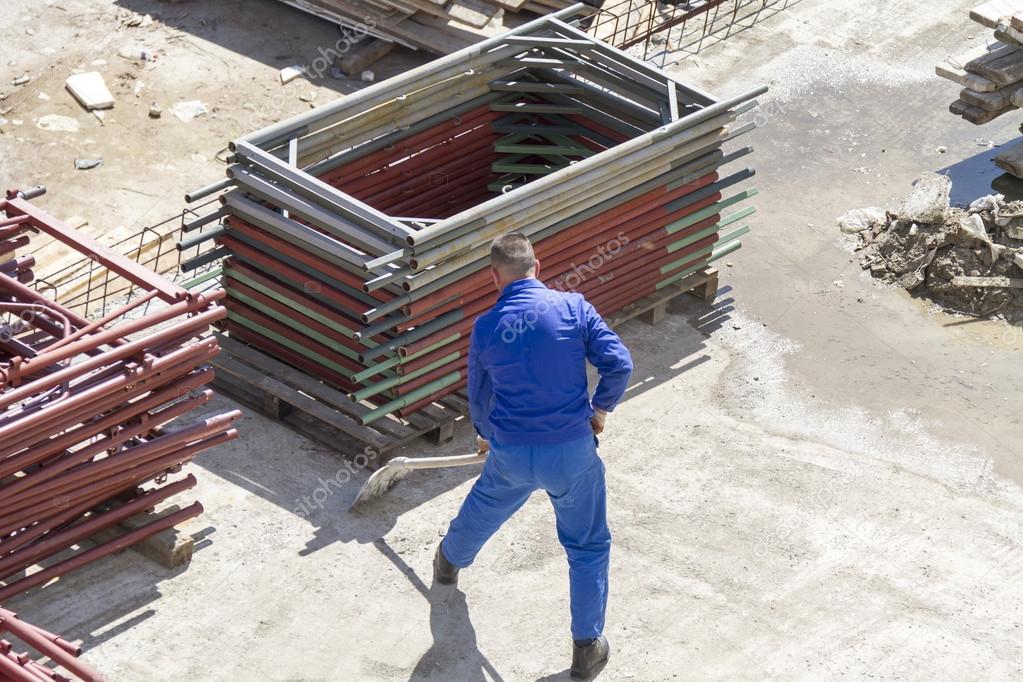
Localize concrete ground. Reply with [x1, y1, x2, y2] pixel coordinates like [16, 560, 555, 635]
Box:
[3, 0, 1023, 680]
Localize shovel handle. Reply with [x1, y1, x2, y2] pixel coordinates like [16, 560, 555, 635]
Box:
[398, 452, 487, 470]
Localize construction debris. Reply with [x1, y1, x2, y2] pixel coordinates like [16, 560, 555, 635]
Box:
[846, 177, 1023, 322]
[65, 72, 115, 111]
[170, 100, 208, 122]
[0, 190, 238, 602]
[35, 114, 79, 133]
[0, 606, 104, 681]
[73, 157, 103, 170]
[185, 14, 762, 440]
[279, 65, 305, 84]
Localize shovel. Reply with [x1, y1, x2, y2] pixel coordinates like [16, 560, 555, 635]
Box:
[350, 450, 487, 509]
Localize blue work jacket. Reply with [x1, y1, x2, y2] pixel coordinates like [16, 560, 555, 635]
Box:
[468, 278, 633, 445]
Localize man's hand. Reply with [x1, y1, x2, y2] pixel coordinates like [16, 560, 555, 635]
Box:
[590, 408, 608, 435]
[476, 436, 490, 454]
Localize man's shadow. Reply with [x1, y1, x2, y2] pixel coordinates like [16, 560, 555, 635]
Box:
[375, 541, 504, 681]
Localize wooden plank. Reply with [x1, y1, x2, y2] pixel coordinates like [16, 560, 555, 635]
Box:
[212, 342, 397, 447]
[966, 43, 1023, 86]
[962, 83, 1022, 111]
[951, 275, 1023, 287]
[950, 97, 1017, 124]
[970, 0, 1023, 28]
[212, 334, 469, 456]
[447, 0, 500, 28]
[994, 138, 1023, 177]
[936, 58, 1001, 93]
[91, 505, 195, 569]
[338, 39, 395, 77]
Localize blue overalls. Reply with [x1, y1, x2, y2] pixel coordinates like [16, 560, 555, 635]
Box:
[441, 278, 633, 640]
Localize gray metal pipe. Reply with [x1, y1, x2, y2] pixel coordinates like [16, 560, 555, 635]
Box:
[233, 140, 412, 244]
[406, 86, 765, 250]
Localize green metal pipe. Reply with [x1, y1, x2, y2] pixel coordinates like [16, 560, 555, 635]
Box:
[351, 351, 460, 402]
[360, 371, 462, 425]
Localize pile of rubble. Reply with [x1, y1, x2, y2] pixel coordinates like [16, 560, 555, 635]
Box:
[840, 172, 1023, 322]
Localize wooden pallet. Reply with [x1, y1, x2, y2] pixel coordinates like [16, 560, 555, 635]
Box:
[606, 267, 719, 328]
[91, 503, 199, 569]
[209, 269, 716, 466]
[210, 334, 466, 468]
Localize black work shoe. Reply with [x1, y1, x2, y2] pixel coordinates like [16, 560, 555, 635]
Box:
[433, 543, 458, 586]
[570, 635, 610, 680]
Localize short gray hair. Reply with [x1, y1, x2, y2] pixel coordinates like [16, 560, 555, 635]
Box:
[490, 233, 536, 277]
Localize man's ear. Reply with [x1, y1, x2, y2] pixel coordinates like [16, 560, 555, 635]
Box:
[491, 267, 501, 289]
[533, 258, 540, 279]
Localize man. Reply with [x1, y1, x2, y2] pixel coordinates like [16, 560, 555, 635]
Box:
[434, 232, 633, 680]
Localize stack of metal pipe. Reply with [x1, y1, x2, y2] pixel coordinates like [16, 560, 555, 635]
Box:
[0, 190, 239, 602]
[0, 606, 103, 681]
[192, 6, 763, 425]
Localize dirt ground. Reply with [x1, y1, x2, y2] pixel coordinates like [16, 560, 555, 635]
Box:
[2, 0, 1023, 680]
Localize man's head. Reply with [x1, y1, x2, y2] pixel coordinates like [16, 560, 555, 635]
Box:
[490, 233, 539, 289]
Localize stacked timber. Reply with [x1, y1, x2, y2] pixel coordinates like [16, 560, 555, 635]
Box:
[938, 0, 1023, 124]
[937, 1, 1023, 178]
[187, 11, 763, 434]
[0, 606, 103, 681]
[0, 191, 238, 602]
[274, 0, 538, 54]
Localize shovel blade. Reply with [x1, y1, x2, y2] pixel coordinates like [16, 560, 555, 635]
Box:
[350, 457, 413, 509]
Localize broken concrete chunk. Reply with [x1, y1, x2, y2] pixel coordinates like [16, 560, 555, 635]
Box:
[280, 65, 305, 84]
[12, 74, 30, 86]
[837, 207, 886, 234]
[148, 103, 162, 118]
[361, 70, 375, 82]
[170, 100, 208, 122]
[898, 172, 951, 224]
[74, 158, 102, 170]
[65, 72, 115, 111]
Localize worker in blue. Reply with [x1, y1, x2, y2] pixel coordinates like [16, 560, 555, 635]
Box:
[434, 232, 633, 680]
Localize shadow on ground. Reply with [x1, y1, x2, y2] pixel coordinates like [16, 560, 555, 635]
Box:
[937, 140, 1023, 205]
[113, 0, 420, 89]
[646, 0, 803, 68]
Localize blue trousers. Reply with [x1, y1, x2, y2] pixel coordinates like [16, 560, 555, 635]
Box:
[441, 434, 611, 640]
